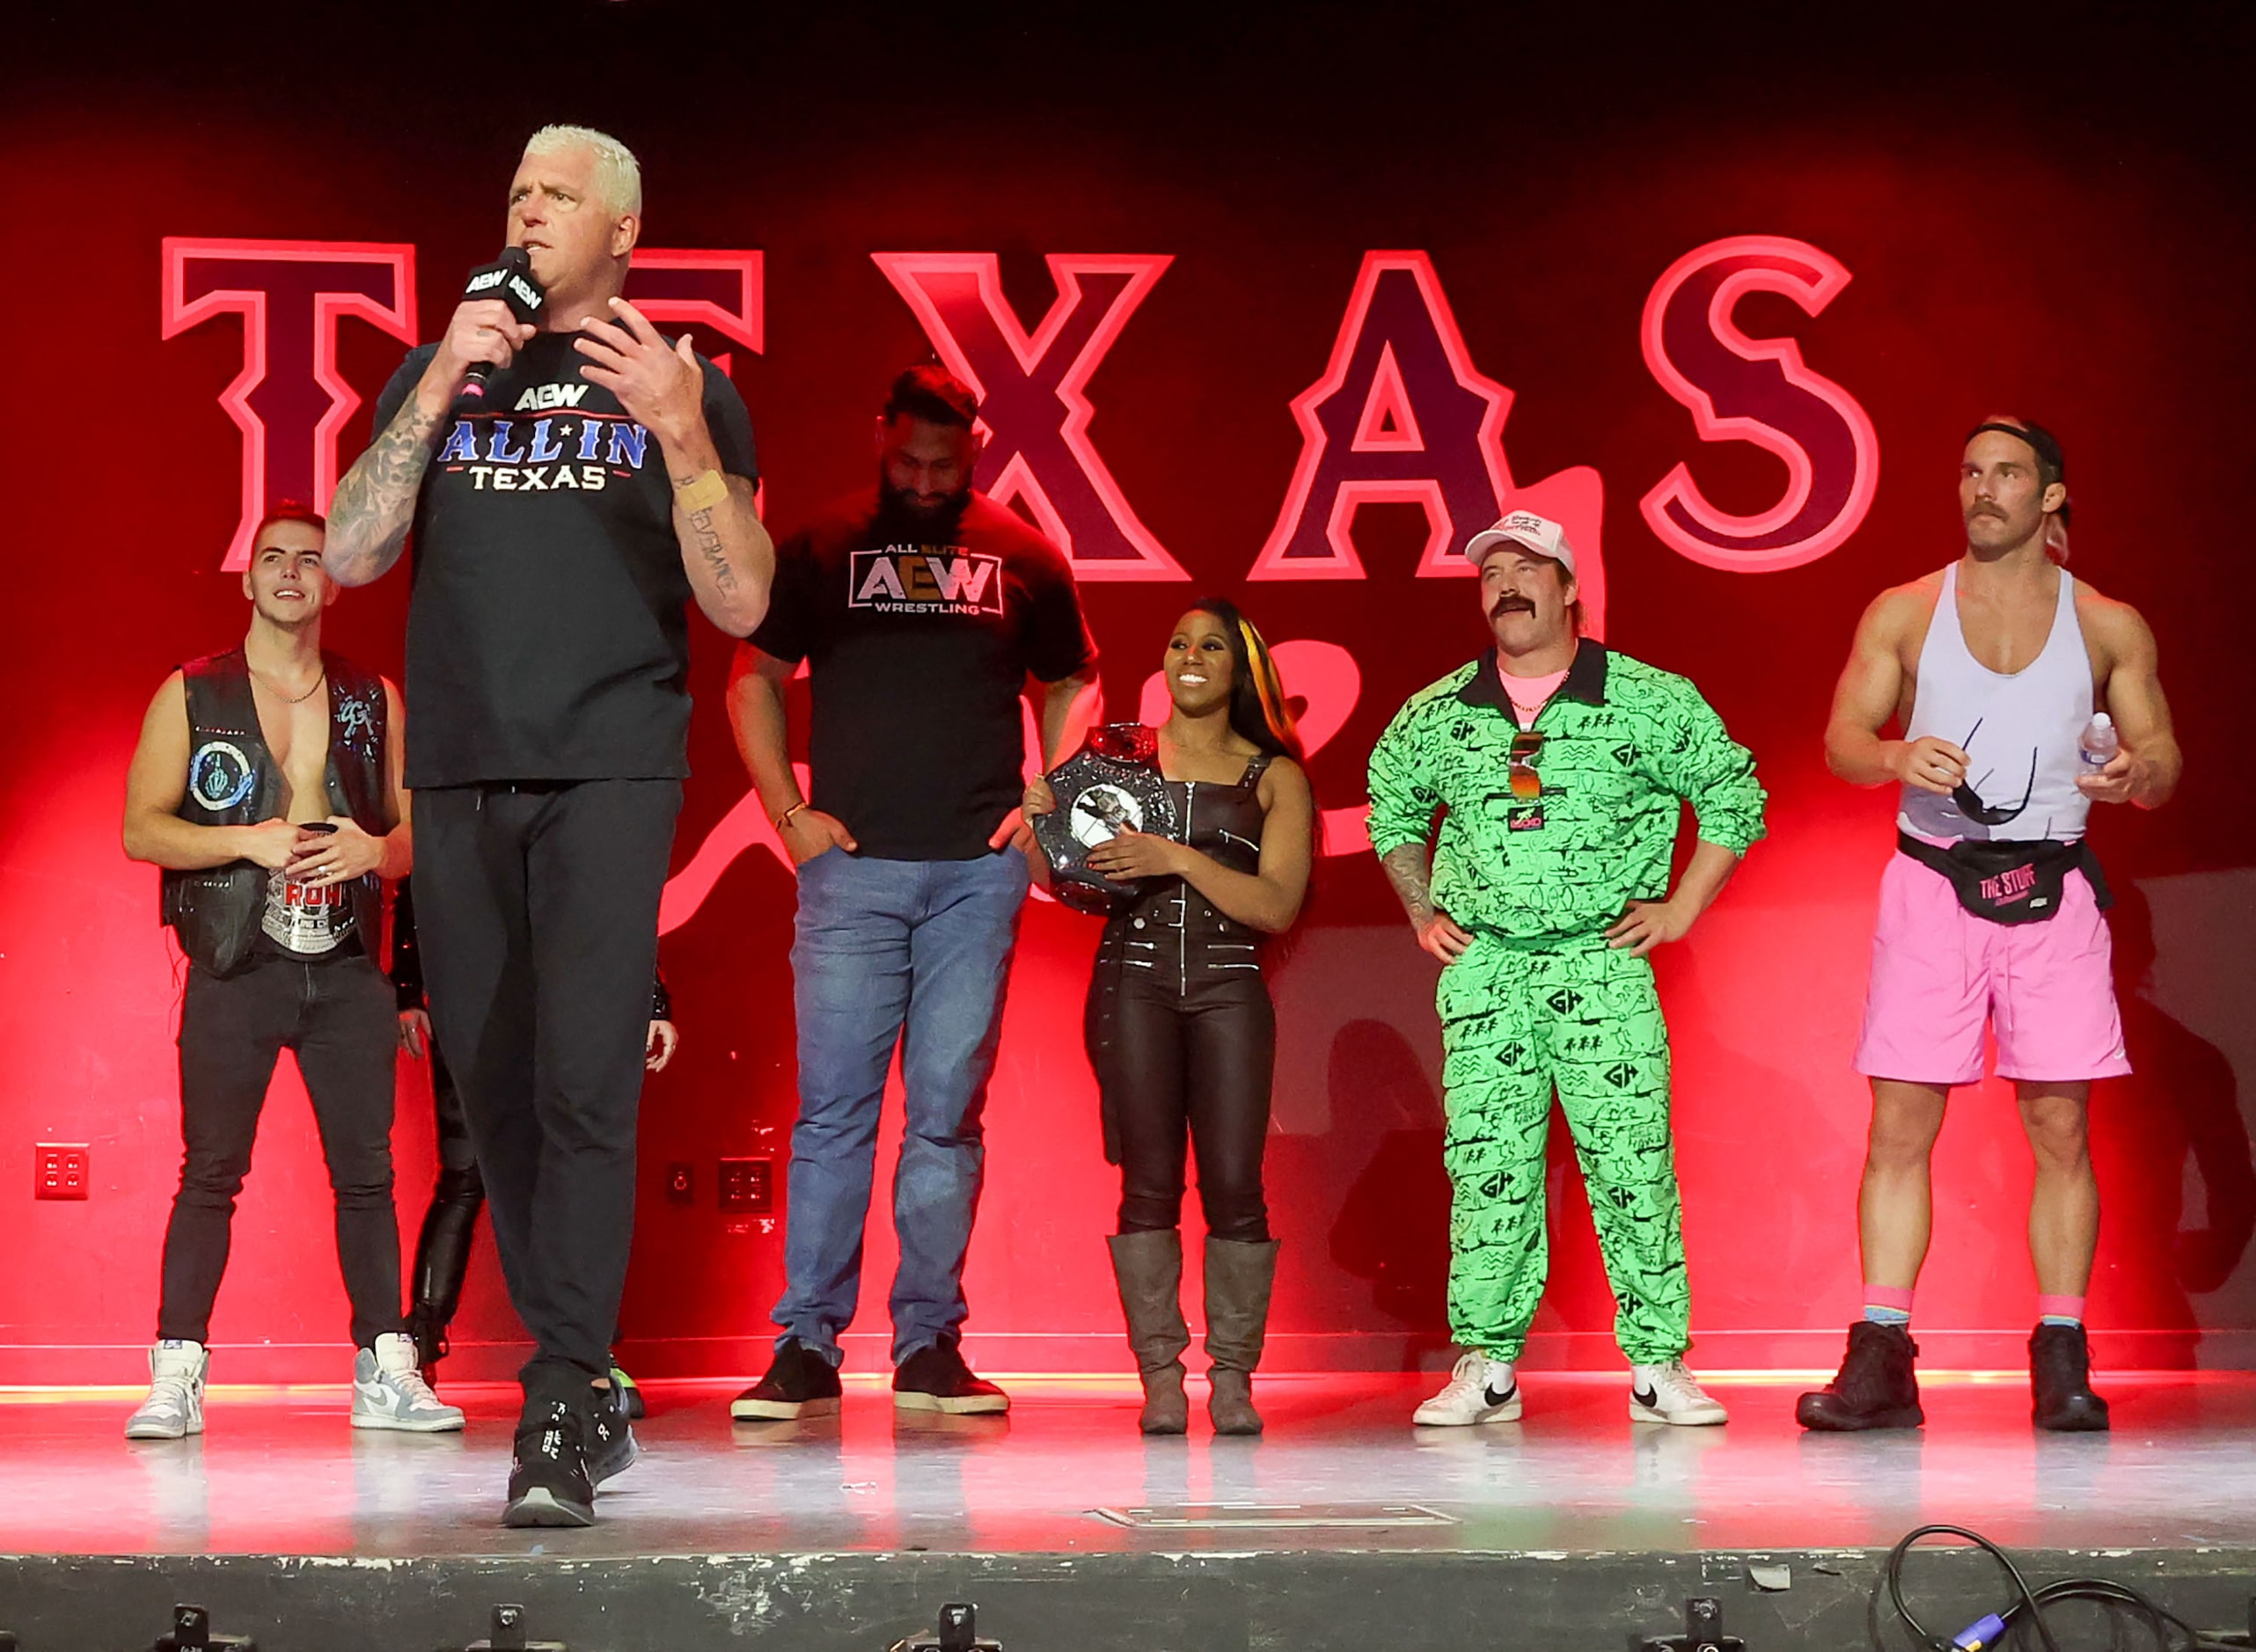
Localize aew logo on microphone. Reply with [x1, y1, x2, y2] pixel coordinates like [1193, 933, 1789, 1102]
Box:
[467, 263, 545, 316]
[848, 547, 1005, 615]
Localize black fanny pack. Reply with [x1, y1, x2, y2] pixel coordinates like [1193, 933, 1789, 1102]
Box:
[1895, 832, 2112, 925]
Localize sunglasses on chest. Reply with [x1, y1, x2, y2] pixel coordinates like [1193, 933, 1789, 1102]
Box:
[1950, 719, 2036, 827]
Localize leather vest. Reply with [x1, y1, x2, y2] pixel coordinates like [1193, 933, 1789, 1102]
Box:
[161, 648, 389, 976]
[1095, 752, 1274, 992]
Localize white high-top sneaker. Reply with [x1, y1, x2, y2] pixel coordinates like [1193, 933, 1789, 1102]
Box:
[351, 1332, 466, 1432]
[125, 1341, 209, 1441]
[1412, 1351, 1523, 1426]
[1630, 1358, 1729, 1426]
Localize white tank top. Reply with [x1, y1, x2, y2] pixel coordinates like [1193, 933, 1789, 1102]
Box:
[1898, 562, 2095, 844]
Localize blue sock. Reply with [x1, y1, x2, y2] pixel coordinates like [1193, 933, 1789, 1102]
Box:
[1863, 1305, 1912, 1327]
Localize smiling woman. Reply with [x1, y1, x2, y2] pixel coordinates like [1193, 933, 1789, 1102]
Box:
[1027, 599, 1315, 1438]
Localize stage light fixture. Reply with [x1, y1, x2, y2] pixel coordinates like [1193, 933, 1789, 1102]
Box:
[153, 1604, 256, 1651]
[890, 1603, 1001, 1652]
[1635, 1596, 1745, 1652]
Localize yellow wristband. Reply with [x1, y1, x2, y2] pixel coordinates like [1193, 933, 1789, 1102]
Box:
[674, 469, 729, 513]
[775, 801, 809, 834]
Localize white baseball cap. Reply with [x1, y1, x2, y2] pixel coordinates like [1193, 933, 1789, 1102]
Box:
[1463, 510, 1577, 579]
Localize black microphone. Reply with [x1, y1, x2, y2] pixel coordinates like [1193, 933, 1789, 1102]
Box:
[457, 246, 546, 403]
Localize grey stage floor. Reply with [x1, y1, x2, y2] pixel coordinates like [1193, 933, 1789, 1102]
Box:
[4, 1370, 2253, 1559]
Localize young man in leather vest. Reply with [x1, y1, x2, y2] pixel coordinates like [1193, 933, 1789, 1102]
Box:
[121, 502, 458, 1440]
[1802, 419, 2181, 1433]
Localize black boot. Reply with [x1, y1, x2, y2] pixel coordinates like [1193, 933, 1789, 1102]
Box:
[2030, 1323, 2109, 1432]
[1796, 1321, 1923, 1431]
[407, 1166, 482, 1384]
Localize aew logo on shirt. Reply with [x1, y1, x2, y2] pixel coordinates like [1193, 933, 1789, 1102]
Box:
[515, 384, 590, 412]
[849, 547, 1006, 616]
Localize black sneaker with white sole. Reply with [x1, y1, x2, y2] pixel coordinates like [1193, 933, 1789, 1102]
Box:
[583, 1383, 639, 1486]
[503, 1400, 595, 1528]
[893, 1334, 1010, 1414]
[731, 1337, 844, 1421]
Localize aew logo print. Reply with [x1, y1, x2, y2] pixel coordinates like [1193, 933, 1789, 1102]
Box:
[465, 263, 544, 316]
[849, 548, 1007, 616]
[514, 384, 590, 412]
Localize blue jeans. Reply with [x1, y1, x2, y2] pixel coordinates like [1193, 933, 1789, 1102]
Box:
[774, 849, 1029, 1364]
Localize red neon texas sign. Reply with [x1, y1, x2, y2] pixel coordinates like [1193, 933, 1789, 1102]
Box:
[162, 239, 417, 571]
[164, 241, 764, 569]
[874, 252, 1184, 581]
[1248, 252, 1608, 634]
[1640, 234, 1879, 572]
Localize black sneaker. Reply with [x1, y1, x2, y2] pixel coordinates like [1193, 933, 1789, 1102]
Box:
[583, 1383, 639, 1486]
[502, 1400, 595, 1528]
[1795, 1321, 1924, 1431]
[2030, 1323, 2110, 1432]
[893, 1334, 1009, 1415]
[731, 1338, 843, 1421]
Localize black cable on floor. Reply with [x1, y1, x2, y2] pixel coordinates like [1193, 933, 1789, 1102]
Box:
[1873, 1522, 2250, 1652]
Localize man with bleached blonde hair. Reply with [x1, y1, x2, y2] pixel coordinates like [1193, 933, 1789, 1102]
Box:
[328, 125, 773, 1526]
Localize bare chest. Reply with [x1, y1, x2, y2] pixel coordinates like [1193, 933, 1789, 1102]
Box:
[254, 691, 333, 822]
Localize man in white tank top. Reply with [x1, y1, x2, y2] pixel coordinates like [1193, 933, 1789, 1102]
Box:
[1800, 419, 2179, 1434]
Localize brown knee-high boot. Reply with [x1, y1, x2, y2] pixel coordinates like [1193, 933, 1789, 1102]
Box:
[1204, 1237, 1279, 1436]
[1108, 1231, 1190, 1434]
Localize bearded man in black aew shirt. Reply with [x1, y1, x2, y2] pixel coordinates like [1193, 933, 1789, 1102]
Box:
[326, 124, 772, 1527]
[726, 369, 1098, 1422]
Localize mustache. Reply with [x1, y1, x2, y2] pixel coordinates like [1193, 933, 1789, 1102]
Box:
[1488, 594, 1536, 619]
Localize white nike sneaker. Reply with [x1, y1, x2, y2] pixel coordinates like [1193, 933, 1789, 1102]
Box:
[351, 1333, 466, 1433]
[1412, 1352, 1524, 1426]
[125, 1341, 209, 1441]
[1629, 1358, 1729, 1426]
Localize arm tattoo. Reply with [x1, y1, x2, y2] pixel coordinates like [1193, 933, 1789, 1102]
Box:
[326, 395, 444, 583]
[684, 501, 737, 596]
[1381, 843, 1437, 929]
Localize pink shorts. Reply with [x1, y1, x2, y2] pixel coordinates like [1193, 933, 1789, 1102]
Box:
[1854, 852, 2130, 1086]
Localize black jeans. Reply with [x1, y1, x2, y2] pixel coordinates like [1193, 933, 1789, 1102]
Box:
[1100, 968, 1276, 1243]
[411, 779, 679, 1404]
[159, 948, 403, 1349]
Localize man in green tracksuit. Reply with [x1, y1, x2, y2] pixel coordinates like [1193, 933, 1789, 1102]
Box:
[1366, 510, 1766, 1428]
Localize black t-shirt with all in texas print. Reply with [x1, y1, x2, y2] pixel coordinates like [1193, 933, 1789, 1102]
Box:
[373, 333, 758, 786]
[751, 490, 1097, 861]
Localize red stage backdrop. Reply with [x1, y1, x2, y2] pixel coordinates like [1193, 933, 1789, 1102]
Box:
[4, 11, 2251, 1381]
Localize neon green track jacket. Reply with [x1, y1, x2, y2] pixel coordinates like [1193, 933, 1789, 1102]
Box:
[1366, 642, 1767, 942]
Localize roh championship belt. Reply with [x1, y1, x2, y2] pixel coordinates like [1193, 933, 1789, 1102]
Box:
[1035, 724, 1178, 915]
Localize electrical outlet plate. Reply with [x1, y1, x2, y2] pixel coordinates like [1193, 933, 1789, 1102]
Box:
[33, 1144, 89, 1201]
[717, 1156, 773, 1214]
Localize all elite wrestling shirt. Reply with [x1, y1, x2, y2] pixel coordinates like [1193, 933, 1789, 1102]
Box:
[751, 490, 1097, 861]
[374, 333, 758, 786]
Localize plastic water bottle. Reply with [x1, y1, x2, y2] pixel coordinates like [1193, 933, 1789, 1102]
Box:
[2079, 712, 2119, 768]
